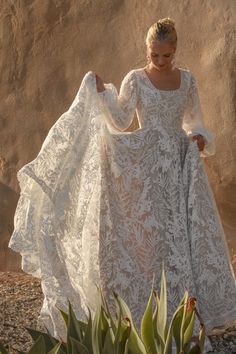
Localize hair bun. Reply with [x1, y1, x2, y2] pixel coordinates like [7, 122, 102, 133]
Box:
[146, 17, 177, 46]
[158, 17, 175, 26]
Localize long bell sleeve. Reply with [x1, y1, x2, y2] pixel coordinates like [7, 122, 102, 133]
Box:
[182, 72, 215, 157]
[98, 70, 138, 131]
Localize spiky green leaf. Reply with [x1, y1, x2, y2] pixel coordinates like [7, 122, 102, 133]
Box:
[163, 303, 186, 354]
[57, 307, 69, 326]
[179, 292, 189, 350]
[66, 300, 84, 353]
[27, 335, 46, 354]
[25, 327, 58, 351]
[47, 342, 62, 354]
[82, 308, 93, 353]
[152, 290, 164, 353]
[183, 311, 195, 347]
[102, 327, 115, 354]
[198, 324, 206, 353]
[100, 307, 111, 346]
[98, 284, 116, 334]
[156, 265, 167, 345]
[92, 302, 103, 354]
[70, 337, 90, 354]
[114, 315, 131, 354]
[172, 291, 188, 352]
[113, 291, 147, 354]
[141, 278, 157, 354]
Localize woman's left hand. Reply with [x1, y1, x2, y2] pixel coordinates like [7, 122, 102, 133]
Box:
[192, 134, 205, 151]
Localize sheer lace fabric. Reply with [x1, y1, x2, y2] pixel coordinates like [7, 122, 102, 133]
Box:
[8, 69, 236, 353]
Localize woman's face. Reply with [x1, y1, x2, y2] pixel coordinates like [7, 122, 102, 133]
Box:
[147, 41, 176, 72]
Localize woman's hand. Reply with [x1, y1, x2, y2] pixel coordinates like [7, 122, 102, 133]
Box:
[96, 74, 105, 93]
[192, 134, 205, 151]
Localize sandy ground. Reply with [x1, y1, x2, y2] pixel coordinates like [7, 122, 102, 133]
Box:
[0, 271, 236, 353]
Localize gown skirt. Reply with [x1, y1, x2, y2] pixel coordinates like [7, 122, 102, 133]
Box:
[8, 71, 236, 351]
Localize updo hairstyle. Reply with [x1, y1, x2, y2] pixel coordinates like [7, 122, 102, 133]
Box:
[145, 18, 177, 47]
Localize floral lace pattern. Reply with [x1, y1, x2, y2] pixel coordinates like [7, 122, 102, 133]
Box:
[8, 69, 236, 353]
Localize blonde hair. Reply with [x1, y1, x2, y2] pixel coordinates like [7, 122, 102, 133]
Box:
[146, 18, 177, 47]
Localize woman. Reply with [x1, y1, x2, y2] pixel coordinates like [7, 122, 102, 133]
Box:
[9, 18, 236, 352]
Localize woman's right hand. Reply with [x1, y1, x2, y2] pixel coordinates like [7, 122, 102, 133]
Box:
[96, 74, 105, 93]
[192, 134, 205, 152]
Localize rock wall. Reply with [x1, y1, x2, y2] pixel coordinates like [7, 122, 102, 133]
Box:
[0, 0, 235, 272]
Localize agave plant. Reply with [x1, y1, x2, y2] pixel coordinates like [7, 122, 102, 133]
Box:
[0, 267, 205, 354]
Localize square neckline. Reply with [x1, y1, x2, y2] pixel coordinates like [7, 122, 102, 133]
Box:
[142, 67, 183, 92]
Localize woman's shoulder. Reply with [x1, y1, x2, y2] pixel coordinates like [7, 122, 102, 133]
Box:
[121, 68, 142, 88]
[180, 67, 199, 81]
[124, 67, 145, 78]
[122, 68, 140, 80]
[178, 67, 198, 90]
[121, 67, 148, 87]
[178, 67, 193, 79]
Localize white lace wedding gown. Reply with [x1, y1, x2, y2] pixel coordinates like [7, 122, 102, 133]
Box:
[8, 68, 236, 352]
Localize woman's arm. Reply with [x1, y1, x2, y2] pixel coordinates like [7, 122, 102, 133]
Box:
[182, 72, 215, 157]
[97, 70, 138, 131]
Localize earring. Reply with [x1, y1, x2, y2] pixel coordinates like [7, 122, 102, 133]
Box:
[146, 56, 151, 66]
[171, 55, 176, 68]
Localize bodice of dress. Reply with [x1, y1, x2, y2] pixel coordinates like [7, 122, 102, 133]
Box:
[136, 69, 189, 132]
[99, 67, 215, 157]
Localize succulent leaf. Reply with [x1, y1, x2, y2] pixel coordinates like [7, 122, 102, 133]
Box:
[183, 311, 195, 347]
[92, 302, 103, 354]
[156, 265, 167, 346]
[82, 308, 93, 353]
[141, 279, 157, 354]
[66, 300, 84, 353]
[172, 291, 188, 352]
[113, 291, 147, 354]
[70, 337, 90, 354]
[102, 327, 115, 354]
[25, 327, 58, 351]
[114, 306, 131, 354]
[47, 342, 62, 354]
[27, 335, 46, 354]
